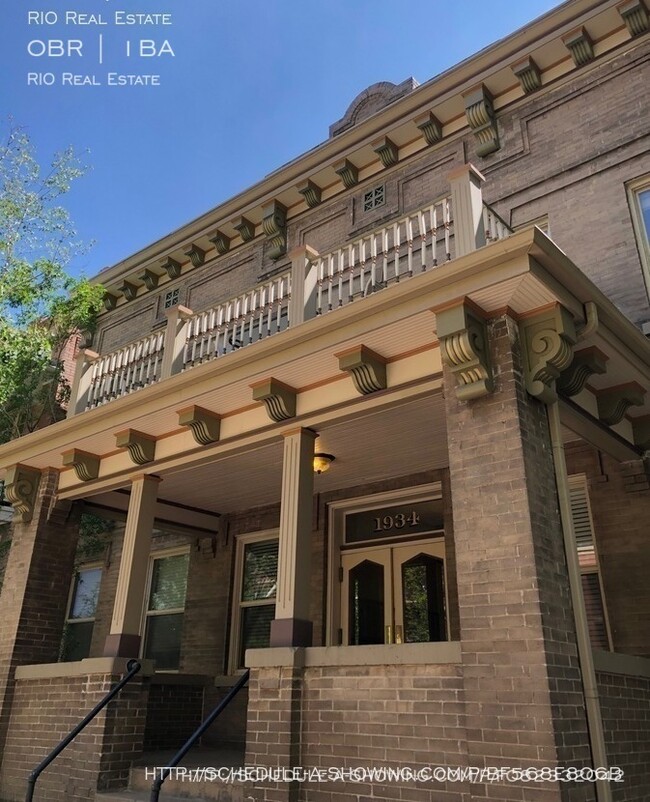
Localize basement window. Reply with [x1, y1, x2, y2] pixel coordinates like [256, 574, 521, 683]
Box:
[363, 185, 385, 212]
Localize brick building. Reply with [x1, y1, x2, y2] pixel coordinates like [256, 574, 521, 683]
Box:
[1, 0, 649, 800]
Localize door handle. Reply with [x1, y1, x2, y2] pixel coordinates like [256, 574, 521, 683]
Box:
[385, 625, 393, 644]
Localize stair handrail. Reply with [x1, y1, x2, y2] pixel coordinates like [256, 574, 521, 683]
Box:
[150, 668, 250, 802]
[25, 658, 142, 802]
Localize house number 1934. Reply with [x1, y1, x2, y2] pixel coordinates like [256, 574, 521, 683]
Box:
[373, 511, 421, 532]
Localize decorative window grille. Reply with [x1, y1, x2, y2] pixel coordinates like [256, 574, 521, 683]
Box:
[363, 185, 385, 212]
[164, 288, 180, 309]
[568, 475, 611, 650]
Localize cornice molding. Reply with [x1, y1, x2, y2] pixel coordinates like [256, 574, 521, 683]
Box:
[557, 346, 608, 397]
[61, 449, 100, 482]
[251, 378, 297, 422]
[4, 463, 41, 522]
[596, 382, 646, 426]
[521, 304, 577, 405]
[336, 344, 387, 396]
[436, 301, 493, 401]
[115, 429, 156, 465]
[177, 405, 222, 445]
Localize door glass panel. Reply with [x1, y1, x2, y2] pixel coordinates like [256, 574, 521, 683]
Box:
[348, 560, 384, 645]
[402, 554, 446, 642]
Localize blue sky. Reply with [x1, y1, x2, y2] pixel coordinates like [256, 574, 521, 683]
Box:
[1, 0, 560, 278]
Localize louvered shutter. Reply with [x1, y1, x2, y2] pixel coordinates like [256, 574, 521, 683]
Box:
[568, 476, 610, 650]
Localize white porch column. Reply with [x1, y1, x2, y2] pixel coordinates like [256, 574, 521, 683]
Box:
[448, 163, 486, 256]
[270, 427, 317, 647]
[103, 474, 161, 657]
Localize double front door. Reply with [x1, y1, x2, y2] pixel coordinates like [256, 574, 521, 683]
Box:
[341, 541, 447, 646]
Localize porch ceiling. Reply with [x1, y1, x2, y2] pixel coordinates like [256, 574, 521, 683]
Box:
[87, 393, 448, 516]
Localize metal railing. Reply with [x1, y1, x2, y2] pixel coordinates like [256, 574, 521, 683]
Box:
[25, 659, 142, 802]
[150, 668, 250, 802]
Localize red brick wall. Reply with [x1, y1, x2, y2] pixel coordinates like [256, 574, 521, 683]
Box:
[143, 679, 205, 750]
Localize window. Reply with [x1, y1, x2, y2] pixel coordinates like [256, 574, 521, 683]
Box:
[229, 531, 278, 671]
[143, 550, 189, 670]
[568, 475, 612, 651]
[627, 176, 650, 300]
[62, 565, 102, 661]
[363, 185, 385, 212]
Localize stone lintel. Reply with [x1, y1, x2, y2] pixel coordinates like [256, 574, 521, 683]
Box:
[251, 378, 297, 422]
[520, 305, 577, 404]
[115, 429, 156, 465]
[138, 268, 160, 291]
[562, 27, 594, 66]
[118, 280, 138, 302]
[4, 463, 42, 523]
[372, 136, 398, 168]
[512, 56, 542, 93]
[177, 405, 222, 445]
[297, 178, 322, 208]
[160, 257, 182, 279]
[596, 382, 646, 426]
[232, 216, 256, 242]
[336, 344, 387, 395]
[334, 158, 359, 189]
[557, 346, 608, 397]
[463, 84, 500, 156]
[262, 200, 288, 260]
[209, 230, 231, 255]
[184, 243, 206, 267]
[61, 448, 100, 482]
[618, 0, 649, 36]
[414, 111, 443, 145]
[436, 301, 493, 401]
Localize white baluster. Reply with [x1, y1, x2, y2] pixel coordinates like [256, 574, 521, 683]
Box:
[444, 199, 451, 260]
[407, 216, 414, 277]
[394, 222, 400, 283]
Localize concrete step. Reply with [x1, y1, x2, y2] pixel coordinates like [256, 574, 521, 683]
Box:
[97, 784, 248, 802]
[128, 765, 248, 801]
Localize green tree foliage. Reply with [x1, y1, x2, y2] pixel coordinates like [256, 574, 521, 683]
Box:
[0, 125, 104, 443]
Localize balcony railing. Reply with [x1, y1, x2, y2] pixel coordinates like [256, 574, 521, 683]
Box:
[69, 166, 512, 416]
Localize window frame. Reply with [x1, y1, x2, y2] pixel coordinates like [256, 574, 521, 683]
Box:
[228, 528, 279, 674]
[626, 175, 650, 303]
[63, 561, 103, 662]
[140, 545, 190, 673]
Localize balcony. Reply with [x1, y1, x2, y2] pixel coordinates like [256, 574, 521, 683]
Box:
[68, 167, 511, 416]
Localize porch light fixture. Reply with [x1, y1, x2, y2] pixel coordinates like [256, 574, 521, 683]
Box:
[313, 453, 335, 474]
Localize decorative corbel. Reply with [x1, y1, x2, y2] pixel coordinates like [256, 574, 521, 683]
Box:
[178, 405, 221, 445]
[119, 280, 138, 302]
[596, 382, 646, 426]
[4, 464, 41, 523]
[115, 429, 156, 465]
[436, 302, 493, 401]
[557, 347, 608, 397]
[512, 57, 542, 94]
[103, 292, 119, 311]
[334, 159, 359, 189]
[138, 269, 160, 291]
[262, 200, 288, 260]
[297, 179, 322, 208]
[618, 0, 649, 36]
[251, 378, 297, 422]
[185, 244, 206, 268]
[160, 257, 182, 279]
[62, 449, 100, 482]
[520, 305, 577, 405]
[336, 345, 387, 396]
[463, 84, 500, 157]
[415, 111, 443, 146]
[233, 216, 256, 243]
[209, 230, 231, 256]
[562, 27, 594, 66]
[372, 137, 398, 168]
